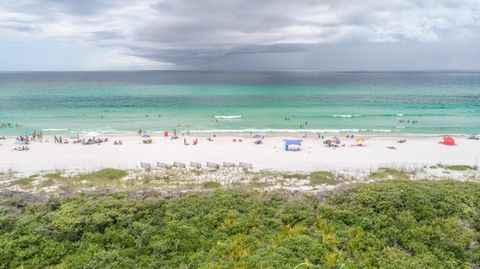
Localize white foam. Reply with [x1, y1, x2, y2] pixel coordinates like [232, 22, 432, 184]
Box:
[332, 114, 361, 118]
[41, 128, 68, 132]
[189, 128, 362, 134]
[214, 115, 242, 119]
[395, 113, 405, 116]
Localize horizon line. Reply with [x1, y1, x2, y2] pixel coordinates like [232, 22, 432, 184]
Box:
[1, 69, 480, 73]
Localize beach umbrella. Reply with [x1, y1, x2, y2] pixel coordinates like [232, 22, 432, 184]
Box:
[355, 137, 366, 142]
[82, 131, 100, 140]
[253, 134, 262, 139]
[142, 134, 151, 138]
[83, 131, 100, 137]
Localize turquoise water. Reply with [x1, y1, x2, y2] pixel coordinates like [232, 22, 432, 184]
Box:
[0, 71, 479, 135]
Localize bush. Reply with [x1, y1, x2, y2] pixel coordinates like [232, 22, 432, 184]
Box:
[1, 180, 480, 268]
[310, 171, 338, 185]
[202, 181, 221, 189]
[368, 168, 411, 180]
[80, 168, 128, 181]
[445, 165, 477, 171]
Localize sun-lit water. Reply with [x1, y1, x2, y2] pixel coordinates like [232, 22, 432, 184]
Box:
[0, 71, 479, 135]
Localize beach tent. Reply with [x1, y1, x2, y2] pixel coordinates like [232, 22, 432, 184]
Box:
[284, 139, 303, 151]
[253, 134, 263, 144]
[441, 135, 455, 146]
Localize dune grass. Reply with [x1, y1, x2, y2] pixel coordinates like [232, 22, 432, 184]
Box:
[202, 181, 221, 189]
[444, 165, 477, 171]
[309, 171, 338, 185]
[44, 171, 65, 180]
[79, 168, 128, 181]
[369, 168, 412, 180]
[16, 174, 39, 186]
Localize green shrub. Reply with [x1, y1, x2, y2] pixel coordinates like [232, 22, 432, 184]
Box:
[445, 165, 477, 171]
[310, 171, 338, 185]
[16, 174, 39, 186]
[369, 168, 411, 180]
[44, 171, 65, 180]
[202, 181, 221, 189]
[79, 168, 127, 181]
[1, 181, 480, 268]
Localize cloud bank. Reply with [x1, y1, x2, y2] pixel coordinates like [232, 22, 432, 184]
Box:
[1, 0, 479, 70]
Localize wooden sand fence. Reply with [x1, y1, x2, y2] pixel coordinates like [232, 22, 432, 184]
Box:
[190, 162, 202, 168]
[140, 162, 151, 169]
[157, 162, 169, 168]
[223, 162, 236, 168]
[206, 162, 220, 169]
[173, 161, 186, 168]
[239, 162, 253, 170]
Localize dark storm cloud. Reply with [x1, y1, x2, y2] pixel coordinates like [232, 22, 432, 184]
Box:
[0, 0, 480, 69]
[130, 44, 307, 67]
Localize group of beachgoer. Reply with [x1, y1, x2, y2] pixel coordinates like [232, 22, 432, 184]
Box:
[16, 136, 32, 144]
[113, 140, 123, 145]
[183, 137, 198, 145]
[32, 131, 43, 141]
[54, 135, 69, 144]
[14, 145, 29, 151]
[0, 123, 21, 128]
[299, 121, 308, 129]
[82, 137, 108, 145]
[399, 119, 418, 124]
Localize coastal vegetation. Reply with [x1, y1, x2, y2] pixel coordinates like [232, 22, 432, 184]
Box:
[443, 165, 477, 171]
[1, 165, 478, 195]
[309, 171, 340, 185]
[1, 180, 480, 268]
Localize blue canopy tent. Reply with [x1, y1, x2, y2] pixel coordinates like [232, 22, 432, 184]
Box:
[284, 139, 303, 151]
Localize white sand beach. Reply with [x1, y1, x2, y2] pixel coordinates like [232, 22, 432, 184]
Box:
[1, 134, 479, 173]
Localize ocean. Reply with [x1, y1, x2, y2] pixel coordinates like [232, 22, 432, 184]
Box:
[0, 71, 479, 136]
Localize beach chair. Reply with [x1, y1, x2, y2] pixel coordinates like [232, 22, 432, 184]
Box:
[190, 162, 202, 168]
[239, 162, 253, 170]
[157, 162, 169, 168]
[173, 161, 186, 168]
[206, 162, 220, 169]
[223, 162, 236, 168]
[140, 162, 151, 169]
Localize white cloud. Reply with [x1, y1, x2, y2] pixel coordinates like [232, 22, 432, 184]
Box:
[0, 0, 479, 68]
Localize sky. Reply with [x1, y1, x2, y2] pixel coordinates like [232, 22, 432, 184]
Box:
[1, 0, 480, 71]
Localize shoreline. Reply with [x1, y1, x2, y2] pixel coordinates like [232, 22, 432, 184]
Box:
[2, 131, 478, 138]
[1, 133, 479, 173]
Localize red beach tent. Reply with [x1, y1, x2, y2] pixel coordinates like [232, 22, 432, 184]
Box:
[441, 135, 455, 146]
